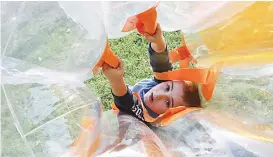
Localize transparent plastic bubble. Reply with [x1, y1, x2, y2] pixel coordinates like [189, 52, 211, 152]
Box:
[1, 2, 273, 157]
[2, 1, 107, 83]
[2, 82, 101, 157]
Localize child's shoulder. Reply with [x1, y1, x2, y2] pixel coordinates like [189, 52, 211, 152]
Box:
[136, 79, 158, 87]
[131, 79, 158, 93]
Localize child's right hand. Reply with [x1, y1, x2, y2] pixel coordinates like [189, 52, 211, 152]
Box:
[102, 58, 124, 84]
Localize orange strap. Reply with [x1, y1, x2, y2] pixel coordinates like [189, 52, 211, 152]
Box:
[201, 62, 223, 101]
[154, 68, 209, 83]
[179, 59, 190, 69]
[122, 2, 159, 35]
[72, 117, 101, 157]
[92, 40, 119, 74]
[169, 45, 191, 63]
[169, 45, 195, 69]
[154, 62, 223, 101]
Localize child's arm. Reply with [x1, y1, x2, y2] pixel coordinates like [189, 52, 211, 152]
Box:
[102, 59, 140, 118]
[102, 59, 127, 97]
[143, 23, 172, 75]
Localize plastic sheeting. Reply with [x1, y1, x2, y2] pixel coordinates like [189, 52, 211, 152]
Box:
[185, 2, 273, 68]
[1, 1, 106, 84]
[1, 1, 273, 157]
[58, 1, 254, 39]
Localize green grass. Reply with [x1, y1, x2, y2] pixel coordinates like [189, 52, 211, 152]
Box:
[87, 31, 182, 110]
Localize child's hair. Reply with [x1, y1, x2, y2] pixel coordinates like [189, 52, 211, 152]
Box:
[183, 82, 202, 108]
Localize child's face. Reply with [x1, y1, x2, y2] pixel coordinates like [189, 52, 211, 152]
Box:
[144, 81, 186, 114]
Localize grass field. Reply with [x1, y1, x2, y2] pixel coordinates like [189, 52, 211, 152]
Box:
[87, 31, 182, 110]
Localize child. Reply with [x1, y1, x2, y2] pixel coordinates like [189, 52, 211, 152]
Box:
[102, 23, 201, 124]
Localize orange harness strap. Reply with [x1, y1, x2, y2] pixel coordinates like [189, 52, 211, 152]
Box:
[154, 68, 209, 83]
[154, 62, 222, 101]
[169, 45, 191, 63]
[71, 117, 101, 157]
[169, 45, 193, 69]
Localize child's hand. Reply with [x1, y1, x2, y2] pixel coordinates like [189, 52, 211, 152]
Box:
[143, 23, 166, 53]
[143, 23, 164, 44]
[102, 58, 127, 97]
[102, 58, 124, 84]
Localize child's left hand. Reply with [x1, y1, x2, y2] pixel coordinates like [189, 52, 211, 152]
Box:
[143, 23, 166, 53]
[143, 23, 164, 44]
[102, 58, 125, 84]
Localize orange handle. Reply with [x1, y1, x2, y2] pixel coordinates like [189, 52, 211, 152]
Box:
[103, 46, 119, 69]
[136, 3, 158, 35]
[92, 40, 119, 75]
[122, 2, 159, 35]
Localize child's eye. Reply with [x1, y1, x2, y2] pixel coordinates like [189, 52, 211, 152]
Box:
[165, 84, 170, 92]
[166, 100, 170, 108]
